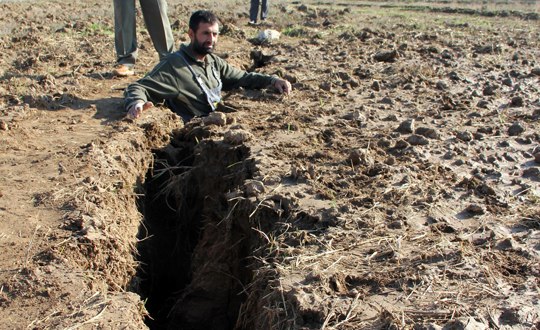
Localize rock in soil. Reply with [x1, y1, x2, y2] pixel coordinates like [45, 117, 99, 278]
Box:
[398, 119, 415, 133]
[511, 96, 524, 106]
[407, 134, 429, 145]
[203, 112, 227, 126]
[456, 131, 473, 142]
[373, 49, 397, 62]
[466, 204, 486, 214]
[508, 121, 525, 136]
[348, 149, 374, 166]
[224, 129, 252, 144]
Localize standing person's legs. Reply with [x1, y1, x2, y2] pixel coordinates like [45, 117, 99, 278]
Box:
[249, 0, 260, 23]
[139, 0, 174, 60]
[260, 0, 269, 21]
[114, 0, 138, 69]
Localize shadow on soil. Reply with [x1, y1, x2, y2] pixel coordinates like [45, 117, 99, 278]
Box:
[2, 72, 128, 124]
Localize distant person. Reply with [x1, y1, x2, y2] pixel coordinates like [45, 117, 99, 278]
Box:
[112, 0, 175, 77]
[248, 0, 269, 25]
[123, 10, 292, 122]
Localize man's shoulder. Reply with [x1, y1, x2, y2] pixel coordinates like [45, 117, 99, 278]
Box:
[158, 52, 189, 72]
[163, 51, 183, 63]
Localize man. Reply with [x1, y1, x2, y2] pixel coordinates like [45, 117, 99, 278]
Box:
[112, 0, 175, 77]
[249, 0, 269, 25]
[124, 10, 291, 122]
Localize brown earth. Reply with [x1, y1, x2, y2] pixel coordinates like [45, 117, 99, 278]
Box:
[1, 0, 539, 329]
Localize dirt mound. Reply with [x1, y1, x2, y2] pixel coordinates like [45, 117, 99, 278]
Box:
[1, 0, 539, 329]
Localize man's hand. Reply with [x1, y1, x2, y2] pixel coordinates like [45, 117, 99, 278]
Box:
[127, 101, 153, 119]
[274, 79, 292, 95]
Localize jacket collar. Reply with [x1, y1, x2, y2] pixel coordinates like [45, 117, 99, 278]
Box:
[180, 43, 215, 65]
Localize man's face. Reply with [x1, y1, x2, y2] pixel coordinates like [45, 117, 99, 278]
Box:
[189, 22, 219, 57]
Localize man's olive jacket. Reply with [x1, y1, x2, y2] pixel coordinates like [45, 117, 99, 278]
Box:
[123, 43, 278, 119]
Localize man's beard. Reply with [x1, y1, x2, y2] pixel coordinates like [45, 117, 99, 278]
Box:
[191, 36, 215, 56]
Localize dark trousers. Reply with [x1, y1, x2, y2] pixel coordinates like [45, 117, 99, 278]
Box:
[249, 0, 269, 22]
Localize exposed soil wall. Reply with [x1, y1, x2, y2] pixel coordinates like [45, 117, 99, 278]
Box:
[136, 122, 270, 329]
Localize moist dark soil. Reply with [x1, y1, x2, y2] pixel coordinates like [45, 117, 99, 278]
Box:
[0, 0, 539, 329]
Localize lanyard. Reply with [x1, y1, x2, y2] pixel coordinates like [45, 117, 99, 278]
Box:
[174, 52, 222, 111]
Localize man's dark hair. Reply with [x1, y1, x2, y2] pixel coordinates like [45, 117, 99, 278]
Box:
[189, 10, 219, 32]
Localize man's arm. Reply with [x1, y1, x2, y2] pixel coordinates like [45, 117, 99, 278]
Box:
[216, 57, 279, 91]
[123, 61, 180, 118]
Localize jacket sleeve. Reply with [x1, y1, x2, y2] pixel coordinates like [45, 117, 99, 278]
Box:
[123, 61, 180, 111]
[215, 57, 278, 91]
